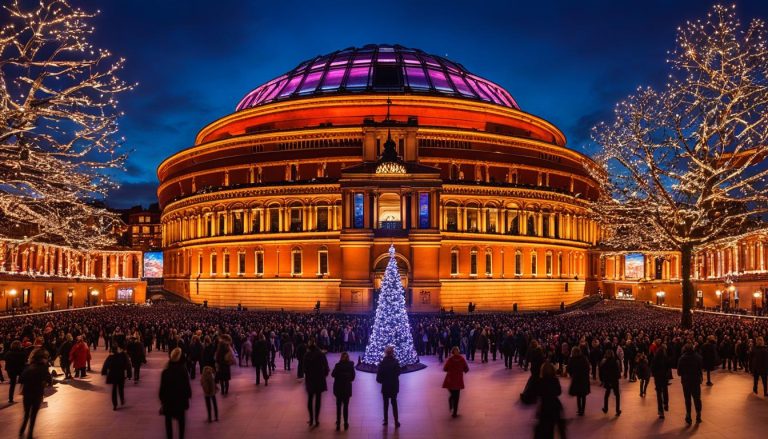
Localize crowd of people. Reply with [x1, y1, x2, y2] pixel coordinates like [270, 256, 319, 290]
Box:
[0, 300, 766, 438]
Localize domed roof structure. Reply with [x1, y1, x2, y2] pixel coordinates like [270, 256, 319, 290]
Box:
[236, 44, 519, 111]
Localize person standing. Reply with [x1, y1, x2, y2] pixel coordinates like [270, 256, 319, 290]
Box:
[187, 335, 202, 379]
[200, 366, 219, 422]
[303, 338, 329, 427]
[56, 334, 73, 380]
[102, 345, 132, 410]
[636, 352, 651, 397]
[442, 346, 469, 418]
[18, 349, 52, 439]
[677, 343, 703, 425]
[281, 334, 294, 371]
[331, 352, 356, 430]
[239, 335, 252, 367]
[535, 361, 566, 439]
[651, 345, 670, 419]
[69, 336, 91, 378]
[567, 346, 590, 416]
[295, 336, 307, 380]
[126, 336, 146, 384]
[376, 346, 401, 428]
[5, 340, 26, 403]
[159, 348, 192, 439]
[600, 349, 621, 416]
[252, 333, 270, 386]
[701, 336, 719, 386]
[214, 336, 234, 396]
[749, 336, 768, 396]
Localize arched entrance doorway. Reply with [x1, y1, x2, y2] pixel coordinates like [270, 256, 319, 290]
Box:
[372, 251, 411, 308]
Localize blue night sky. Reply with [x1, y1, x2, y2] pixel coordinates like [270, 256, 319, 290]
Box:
[81, 0, 768, 208]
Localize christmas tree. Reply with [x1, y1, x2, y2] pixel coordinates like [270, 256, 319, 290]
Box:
[362, 245, 419, 367]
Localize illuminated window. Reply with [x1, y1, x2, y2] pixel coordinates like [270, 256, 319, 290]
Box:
[255, 250, 264, 276]
[546, 252, 553, 276]
[290, 207, 303, 232]
[218, 213, 226, 235]
[446, 205, 458, 231]
[527, 215, 536, 236]
[206, 215, 213, 237]
[450, 248, 459, 275]
[485, 249, 492, 276]
[238, 252, 246, 275]
[353, 193, 364, 228]
[419, 193, 430, 228]
[292, 248, 302, 276]
[210, 253, 217, 276]
[269, 207, 280, 232]
[487, 209, 497, 233]
[515, 251, 522, 276]
[317, 207, 329, 231]
[542, 215, 550, 238]
[318, 247, 329, 275]
[558, 253, 563, 276]
[223, 252, 230, 275]
[198, 253, 203, 275]
[554, 215, 560, 238]
[470, 248, 478, 277]
[509, 214, 519, 235]
[232, 212, 244, 234]
[531, 251, 538, 276]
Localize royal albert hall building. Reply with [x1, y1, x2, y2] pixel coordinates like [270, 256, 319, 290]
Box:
[157, 44, 602, 312]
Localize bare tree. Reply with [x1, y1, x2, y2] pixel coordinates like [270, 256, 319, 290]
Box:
[0, 0, 133, 248]
[589, 4, 768, 328]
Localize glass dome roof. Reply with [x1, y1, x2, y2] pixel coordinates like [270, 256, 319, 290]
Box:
[236, 44, 519, 111]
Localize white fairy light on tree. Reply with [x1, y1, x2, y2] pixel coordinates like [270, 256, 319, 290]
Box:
[587, 4, 768, 328]
[0, 0, 134, 249]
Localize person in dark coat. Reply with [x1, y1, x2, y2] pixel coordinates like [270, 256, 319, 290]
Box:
[651, 345, 670, 419]
[701, 336, 719, 386]
[187, 335, 202, 379]
[376, 346, 401, 428]
[57, 334, 73, 379]
[18, 348, 52, 439]
[589, 339, 603, 380]
[281, 334, 294, 371]
[5, 340, 26, 403]
[102, 346, 133, 410]
[567, 346, 590, 416]
[535, 361, 566, 439]
[636, 352, 651, 397]
[251, 333, 270, 386]
[677, 343, 703, 425]
[126, 336, 146, 383]
[600, 349, 621, 416]
[749, 336, 768, 396]
[214, 337, 234, 396]
[442, 346, 469, 417]
[331, 351, 356, 430]
[295, 336, 307, 379]
[159, 348, 192, 439]
[303, 338, 329, 427]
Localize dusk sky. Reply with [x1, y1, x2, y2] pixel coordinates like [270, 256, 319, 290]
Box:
[83, 0, 768, 208]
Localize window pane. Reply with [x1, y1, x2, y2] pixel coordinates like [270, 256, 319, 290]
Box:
[298, 71, 323, 94]
[346, 66, 370, 88]
[321, 68, 346, 90]
[353, 193, 365, 228]
[427, 69, 452, 92]
[405, 66, 429, 90]
[352, 52, 372, 64]
[319, 252, 328, 274]
[278, 74, 303, 98]
[419, 193, 430, 228]
[330, 54, 350, 66]
[449, 73, 476, 97]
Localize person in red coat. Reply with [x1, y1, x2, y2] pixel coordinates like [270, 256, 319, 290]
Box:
[69, 336, 92, 378]
[443, 346, 469, 417]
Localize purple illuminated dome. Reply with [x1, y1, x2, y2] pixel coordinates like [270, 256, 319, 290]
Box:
[236, 44, 519, 111]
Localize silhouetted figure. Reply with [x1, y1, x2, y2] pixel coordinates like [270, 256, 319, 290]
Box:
[331, 352, 355, 430]
[18, 349, 52, 439]
[377, 346, 401, 428]
[443, 346, 469, 418]
[304, 338, 329, 427]
[567, 346, 590, 416]
[159, 348, 192, 439]
[677, 343, 703, 425]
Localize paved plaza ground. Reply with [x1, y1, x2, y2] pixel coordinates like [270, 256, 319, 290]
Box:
[0, 348, 766, 439]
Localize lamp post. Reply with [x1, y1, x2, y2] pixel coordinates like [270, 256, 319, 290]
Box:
[715, 290, 722, 312]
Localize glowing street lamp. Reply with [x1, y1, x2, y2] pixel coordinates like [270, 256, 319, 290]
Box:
[754, 291, 762, 315]
[90, 289, 99, 306]
[656, 291, 666, 306]
[9, 289, 17, 315]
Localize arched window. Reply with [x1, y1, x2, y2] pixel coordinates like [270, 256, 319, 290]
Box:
[554, 215, 560, 239]
[470, 247, 478, 277]
[485, 249, 493, 276]
[250, 208, 261, 233]
[268, 205, 280, 232]
[531, 251, 538, 276]
[466, 205, 479, 233]
[514, 250, 522, 276]
[291, 247, 302, 276]
[445, 204, 458, 231]
[558, 252, 563, 276]
[450, 247, 459, 276]
[223, 250, 230, 275]
[508, 214, 519, 235]
[237, 250, 246, 275]
[318, 246, 329, 276]
[218, 212, 226, 236]
[205, 214, 213, 237]
[316, 204, 329, 231]
[290, 204, 303, 232]
[542, 215, 550, 238]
